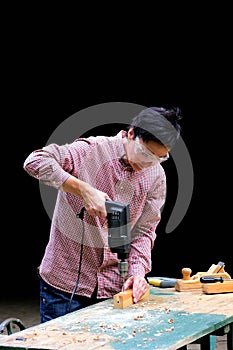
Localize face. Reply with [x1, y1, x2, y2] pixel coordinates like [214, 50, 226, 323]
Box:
[124, 128, 169, 171]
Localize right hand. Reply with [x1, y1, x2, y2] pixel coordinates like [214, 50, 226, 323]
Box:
[80, 183, 111, 218]
[61, 176, 111, 218]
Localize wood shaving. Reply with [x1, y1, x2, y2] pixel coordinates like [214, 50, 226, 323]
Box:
[134, 314, 145, 320]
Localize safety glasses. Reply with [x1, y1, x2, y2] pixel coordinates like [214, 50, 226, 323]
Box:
[134, 137, 169, 163]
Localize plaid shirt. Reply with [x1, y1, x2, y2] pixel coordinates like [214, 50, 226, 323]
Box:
[24, 131, 166, 298]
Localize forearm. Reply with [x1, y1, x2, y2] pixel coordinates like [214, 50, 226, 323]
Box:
[61, 176, 96, 198]
[127, 178, 166, 277]
[61, 176, 110, 217]
[127, 236, 153, 277]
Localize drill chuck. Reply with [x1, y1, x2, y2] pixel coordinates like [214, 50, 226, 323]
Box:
[118, 260, 128, 278]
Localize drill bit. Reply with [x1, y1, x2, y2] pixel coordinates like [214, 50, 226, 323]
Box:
[121, 278, 125, 292]
[118, 261, 128, 292]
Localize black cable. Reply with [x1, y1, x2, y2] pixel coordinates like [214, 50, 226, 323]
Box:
[68, 207, 85, 313]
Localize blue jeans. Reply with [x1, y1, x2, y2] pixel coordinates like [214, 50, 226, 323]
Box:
[40, 277, 107, 323]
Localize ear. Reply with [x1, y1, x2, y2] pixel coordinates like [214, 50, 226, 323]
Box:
[127, 127, 135, 140]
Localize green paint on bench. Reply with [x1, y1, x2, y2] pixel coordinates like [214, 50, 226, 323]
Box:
[59, 308, 228, 349]
[0, 288, 232, 349]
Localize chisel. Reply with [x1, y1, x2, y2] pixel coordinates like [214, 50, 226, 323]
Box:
[200, 276, 233, 283]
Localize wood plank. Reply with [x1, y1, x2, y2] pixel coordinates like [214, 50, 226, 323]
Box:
[113, 287, 150, 309]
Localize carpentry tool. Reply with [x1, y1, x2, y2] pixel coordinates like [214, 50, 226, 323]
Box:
[200, 276, 233, 283]
[106, 200, 131, 287]
[200, 275, 233, 294]
[147, 276, 177, 288]
[175, 261, 232, 291]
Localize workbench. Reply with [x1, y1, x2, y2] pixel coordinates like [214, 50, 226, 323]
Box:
[0, 286, 232, 349]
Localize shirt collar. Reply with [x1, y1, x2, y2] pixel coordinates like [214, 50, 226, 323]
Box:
[118, 155, 134, 172]
[116, 131, 134, 172]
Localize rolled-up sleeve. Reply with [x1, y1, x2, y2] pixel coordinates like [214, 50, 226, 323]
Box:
[23, 143, 75, 189]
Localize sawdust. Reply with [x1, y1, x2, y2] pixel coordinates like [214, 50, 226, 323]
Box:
[3, 326, 115, 349]
[0, 296, 228, 349]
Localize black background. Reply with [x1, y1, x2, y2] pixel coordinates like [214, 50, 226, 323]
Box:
[1, 8, 232, 298]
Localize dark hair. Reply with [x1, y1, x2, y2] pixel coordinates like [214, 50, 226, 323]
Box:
[127, 106, 182, 149]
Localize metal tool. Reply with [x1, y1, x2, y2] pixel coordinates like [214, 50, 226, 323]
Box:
[200, 276, 233, 283]
[106, 200, 131, 287]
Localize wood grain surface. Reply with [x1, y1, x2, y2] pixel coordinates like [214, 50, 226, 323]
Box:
[0, 287, 232, 349]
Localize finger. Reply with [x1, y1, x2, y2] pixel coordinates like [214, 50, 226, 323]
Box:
[133, 280, 148, 303]
[98, 210, 106, 218]
[93, 209, 106, 218]
[143, 283, 149, 294]
[124, 276, 134, 290]
[100, 208, 107, 218]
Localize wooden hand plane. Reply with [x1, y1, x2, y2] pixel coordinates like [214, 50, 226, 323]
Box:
[175, 261, 232, 292]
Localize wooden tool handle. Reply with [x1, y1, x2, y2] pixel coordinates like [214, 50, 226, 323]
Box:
[182, 268, 192, 280]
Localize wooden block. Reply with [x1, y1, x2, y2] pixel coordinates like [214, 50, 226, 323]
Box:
[113, 287, 150, 309]
[175, 279, 202, 291]
[202, 281, 233, 294]
[207, 264, 219, 274]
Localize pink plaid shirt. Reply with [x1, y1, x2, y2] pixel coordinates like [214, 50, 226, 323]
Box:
[24, 131, 166, 298]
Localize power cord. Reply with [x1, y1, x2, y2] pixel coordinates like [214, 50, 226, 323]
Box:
[68, 207, 85, 313]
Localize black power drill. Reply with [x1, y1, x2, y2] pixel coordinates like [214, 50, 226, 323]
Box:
[106, 200, 131, 285]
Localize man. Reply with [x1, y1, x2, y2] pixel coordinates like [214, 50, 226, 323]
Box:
[23, 106, 182, 322]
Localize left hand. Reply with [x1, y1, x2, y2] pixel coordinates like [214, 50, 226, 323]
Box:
[124, 275, 149, 303]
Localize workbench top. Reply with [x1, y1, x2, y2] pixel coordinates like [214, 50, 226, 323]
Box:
[0, 287, 232, 349]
